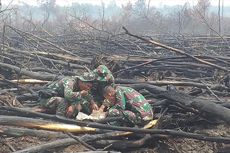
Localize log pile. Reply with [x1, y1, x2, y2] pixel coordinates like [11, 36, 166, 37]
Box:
[0, 26, 230, 153]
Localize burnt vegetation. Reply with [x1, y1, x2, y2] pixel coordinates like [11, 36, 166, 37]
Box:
[0, 0, 230, 153]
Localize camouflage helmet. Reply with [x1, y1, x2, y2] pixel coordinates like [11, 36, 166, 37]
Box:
[77, 72, 95, 82]
[93, 65, 115, 83]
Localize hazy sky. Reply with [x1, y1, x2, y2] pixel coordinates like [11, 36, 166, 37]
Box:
[2, 0, 230, 7]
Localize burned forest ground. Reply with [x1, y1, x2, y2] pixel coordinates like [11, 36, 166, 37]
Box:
[0, 26, 230, 153]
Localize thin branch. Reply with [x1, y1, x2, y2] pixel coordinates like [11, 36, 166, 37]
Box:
[66, 132, 97, 151]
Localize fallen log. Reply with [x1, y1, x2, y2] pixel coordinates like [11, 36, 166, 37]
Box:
[2, 51, 85, 70]
[0, 114, 229, 144]
[5, 25, 83, 59]
[0, 61, 57, 80]
[122, 27, 230, 72]
[116, 79, 229, 91]
[0, 127, 67, 138]
[10, 79, 49, 84]
[0, 116, 96, 133]
[30, 67, 77, 76]
[3, 45, 91, 64]
[130, 84, 230, 124]
[94, 134, 153, 150]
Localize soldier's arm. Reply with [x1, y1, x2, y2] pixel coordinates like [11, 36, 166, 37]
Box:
[102, 90, 126, 111]
[63, 79, 82, 103]
[115, 90, 126, 109]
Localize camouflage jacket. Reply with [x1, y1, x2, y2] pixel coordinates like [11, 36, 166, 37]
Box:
[105, 86, 153, 121]
[93, 65, 114, 84]
[47, 76, 92, 104]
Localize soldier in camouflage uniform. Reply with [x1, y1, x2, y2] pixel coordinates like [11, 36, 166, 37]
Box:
[93, 65, 115, 84]
[91, 65, 115, 106]
[101, 85, 153, 126]
[38, 72, 98, 118]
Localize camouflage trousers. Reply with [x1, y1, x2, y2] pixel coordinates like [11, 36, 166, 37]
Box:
[39, 97, 92, 118]
[108, 107, 153, 126]
[107, 108, 142, 126]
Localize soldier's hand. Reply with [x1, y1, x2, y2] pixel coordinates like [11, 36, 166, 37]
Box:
[80, 90, 89, 97]
[90, 102, 99, 111]
[99, 104, 106, 112]
[66, 105, 74, 118]
[32, 107, 47, 113]
[66, 104, 82, 118]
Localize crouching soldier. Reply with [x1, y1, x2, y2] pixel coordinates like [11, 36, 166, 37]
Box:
[100, 85, 153, 126]
[91, 65, 115, 105]
[38, 72, 98, 118]
[93, 65, 115, 85]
